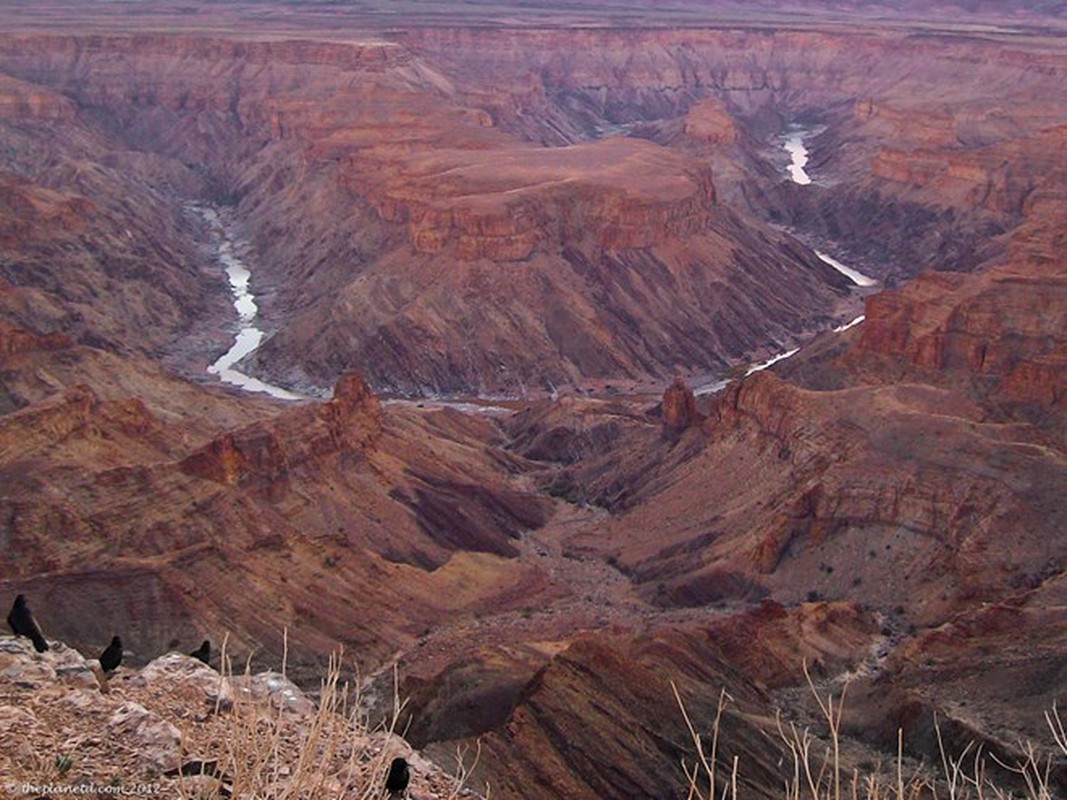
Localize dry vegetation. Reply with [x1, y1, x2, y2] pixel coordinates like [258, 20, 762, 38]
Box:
[0, 631, 486, 800]
[161, 641, 1067, 799]
[676, 665, 1067, 800]
[172, 635, 488, 799]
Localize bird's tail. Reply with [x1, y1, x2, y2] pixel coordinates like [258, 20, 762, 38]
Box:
[31, 631, 49, 653]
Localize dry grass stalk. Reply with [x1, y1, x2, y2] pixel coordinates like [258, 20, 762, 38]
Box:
[673, 681, 738, 800]
[174, 630, 484, 800]
[446, 739, 491, 800]
[679, 661, 1067, 800]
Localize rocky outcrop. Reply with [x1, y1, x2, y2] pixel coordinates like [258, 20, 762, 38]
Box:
[661, 376, 702, 430]
[852, 265, 1067, 412]
[717, 371, 1064, 595]
[868, 128, 1066, 219]
[374, 139, 717, 260]
[180, 372, 382, 488]
[0, 635, 480, 799]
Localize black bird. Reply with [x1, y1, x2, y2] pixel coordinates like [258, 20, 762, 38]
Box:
[7, 594, 49, 653]
[190, 640, 211, 664]
[384, 756, 410, 796]
[99, 635, 123, 673]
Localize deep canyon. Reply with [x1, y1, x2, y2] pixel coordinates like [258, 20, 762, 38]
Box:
[1, 1, 1066, 797]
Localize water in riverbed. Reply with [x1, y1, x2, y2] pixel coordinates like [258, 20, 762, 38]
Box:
[783, 130, 813, 185]
[782, 128, 879, 288]
[192, 204, 305, 401]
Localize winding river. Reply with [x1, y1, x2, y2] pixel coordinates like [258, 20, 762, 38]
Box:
[694, 129, 876, 395]
[815, 250, 878, 288]
[784, 127, 874, 333]
[195, 126, 875, 406]
[781, 127, 879, 288]
[192, 204, 305, 402]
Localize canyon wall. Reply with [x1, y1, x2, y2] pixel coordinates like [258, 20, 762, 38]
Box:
[0, 345, 553, 679]
[13, 23, 1066, 392]
[2, 11, 1067, 799]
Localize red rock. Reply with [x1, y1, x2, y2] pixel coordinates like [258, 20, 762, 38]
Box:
[853, 266, 1067, 410]
[681, 98, 738, 144]
[0, 73, 75, 121]
[661, 376, 702, 430]
[180, 372, 383, 487]
[0, 323, 72, 359]
[0, 12, 1065, 799]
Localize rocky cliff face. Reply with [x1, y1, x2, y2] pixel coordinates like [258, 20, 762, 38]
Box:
[855, 269, 1067, 405]
[0, 81, 220, 359]
[555, 345, 1066, 615]
[5, 21, 1064, 392]
[777, 79, 1067, 280]
[0, 355, 551, 678]
[0, 25, 871, 394]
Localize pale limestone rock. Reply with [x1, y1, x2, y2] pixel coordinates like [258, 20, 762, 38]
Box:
[0, 653, 55, 687]
[0, 638, 31, 654]
[107, 701, 182, 772]
[54, 664, 101, 689]
[231, 671, 314, 715]
[49, 644, 102, 690]
[57, 687, 104, 712]
[0, 637, 100, 689]
[138, 652, 234, 710]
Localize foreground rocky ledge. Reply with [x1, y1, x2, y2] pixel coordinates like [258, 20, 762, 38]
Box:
[0, 634, 483, 799]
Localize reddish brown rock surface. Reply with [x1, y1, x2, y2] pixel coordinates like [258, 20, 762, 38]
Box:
[662, 376, 702, 430]
[5, 14, 1066, 392]
[0, 23, 876, 393]
[0, 356, 552, 680]
[1, 4, 1067, 799]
